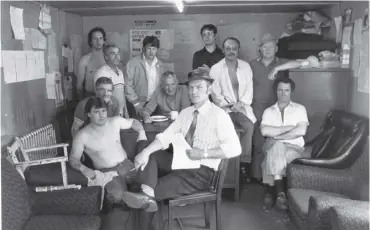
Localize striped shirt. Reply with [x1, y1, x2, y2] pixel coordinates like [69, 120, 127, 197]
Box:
[156, 100, 241, 170]
[192, 46, 224, 70]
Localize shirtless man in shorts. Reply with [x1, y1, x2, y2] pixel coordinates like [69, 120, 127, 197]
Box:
[77, 27, 106, 99]
[69, 96, 155, 209]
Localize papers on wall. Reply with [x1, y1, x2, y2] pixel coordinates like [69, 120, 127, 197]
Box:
[2, 51, 45, 84]
[24, 28, 47, 50]
[23, 28, 33, 50]
[156, 48, 170, 61]
[162, 63, 175, 72]
[135, 20, 156, 29]
[62, 46, 70, 58]
[38, 6, 52, 33]
[358, 30, 369, 93]
[46, 71, 64, 107]
[352, 18, 363, 78]
[10, 6, 25, 40]
[130, 29, 174, 58]
[171, 133, 201, 170]
[169, 20, 196, 44]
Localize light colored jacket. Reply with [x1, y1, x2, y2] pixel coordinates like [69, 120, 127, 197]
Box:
[210, 58, 256, 123]
[124, 54, 165, 105]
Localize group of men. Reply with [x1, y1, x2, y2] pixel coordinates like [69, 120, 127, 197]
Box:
[69, 23, 310, 217]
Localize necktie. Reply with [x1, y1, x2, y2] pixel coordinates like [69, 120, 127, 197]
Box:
[185, 110, 199, 147]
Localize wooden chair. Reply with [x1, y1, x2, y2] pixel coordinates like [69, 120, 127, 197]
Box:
[159, 159, 229, 230]
[6, 124, 70, 188]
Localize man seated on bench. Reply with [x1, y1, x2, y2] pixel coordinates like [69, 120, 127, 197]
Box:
[71, 77, 121, 137]
[69, 96, 148, 211]
[260, 77, 309, 211]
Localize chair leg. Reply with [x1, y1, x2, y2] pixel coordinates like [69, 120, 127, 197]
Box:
[204, 202, 211, 228]
[216, 199, 222, 230]
[158, 201, 164, 230]
[61, 161, 68, 187]
[168, 203, 174, 230]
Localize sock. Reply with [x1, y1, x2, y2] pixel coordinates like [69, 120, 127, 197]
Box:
[275, 179, 284, 195]
[264, 184, 275, 195]
[141, 184, 155, 197]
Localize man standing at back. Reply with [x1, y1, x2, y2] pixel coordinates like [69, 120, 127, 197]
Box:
[77, 27, 107, 99]
[192, 24, 224, 72]
[125, 36, 165, 118]
[94, 44, 128, 118]
[210, 37, 256, 183]
[250, 33, 304, 180]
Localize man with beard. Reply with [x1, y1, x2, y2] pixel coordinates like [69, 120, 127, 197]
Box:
[141, 71, 190, 123]
[210, 37, 256, 183]
[77, 27, 107, 99]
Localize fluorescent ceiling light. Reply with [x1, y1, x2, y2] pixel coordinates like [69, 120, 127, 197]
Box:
[174, 0, 184, 13]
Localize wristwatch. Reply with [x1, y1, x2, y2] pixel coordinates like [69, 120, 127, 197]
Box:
[203, 150, 209, 159]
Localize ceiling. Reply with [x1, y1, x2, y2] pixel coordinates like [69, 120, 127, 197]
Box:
[37, 1, 339, 16]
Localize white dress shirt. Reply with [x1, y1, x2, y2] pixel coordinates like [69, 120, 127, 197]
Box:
[94, 64, 126, 114]
[144, 56, 159, 100]
[156, 100, 242, 170]
[261, 101, 309, 147]
[210, 58, 256, 123]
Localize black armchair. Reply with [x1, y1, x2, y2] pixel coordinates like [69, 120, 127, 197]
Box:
[2, 158, 102, 230]
[286, 140, 369, 230]
[292, 110, 369, 169]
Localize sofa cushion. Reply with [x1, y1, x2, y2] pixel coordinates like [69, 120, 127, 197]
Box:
[329, 202, 369, 230]
[287, 188, 348, 220]
[24, 163, 87, 187]
[24, 215, 101, 230]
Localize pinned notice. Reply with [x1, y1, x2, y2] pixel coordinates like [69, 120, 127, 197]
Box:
[10, 6, 25, 40]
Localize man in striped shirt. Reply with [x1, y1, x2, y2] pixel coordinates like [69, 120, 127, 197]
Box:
[94, 44, 128, 118]
[192, 24, 224, 72]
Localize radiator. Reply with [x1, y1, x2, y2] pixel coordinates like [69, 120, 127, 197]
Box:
[18, 124, 58, 161]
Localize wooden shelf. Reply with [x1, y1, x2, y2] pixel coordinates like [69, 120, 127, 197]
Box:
[289, 68, 350, 72]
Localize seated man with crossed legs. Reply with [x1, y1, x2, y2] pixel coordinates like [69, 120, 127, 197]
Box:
[260, 77, 309, 210]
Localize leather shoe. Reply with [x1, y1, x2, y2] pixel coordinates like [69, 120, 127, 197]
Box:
[275, 192, 288, 210]
[263, 193, 274, 210]
[123, 191, 158, 212]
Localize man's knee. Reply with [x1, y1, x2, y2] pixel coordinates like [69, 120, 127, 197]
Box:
[263, 139, 285, 155]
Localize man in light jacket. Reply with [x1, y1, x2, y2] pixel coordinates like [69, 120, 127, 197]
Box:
[124, 36, 165, 118]
[210, 37, 256, 183]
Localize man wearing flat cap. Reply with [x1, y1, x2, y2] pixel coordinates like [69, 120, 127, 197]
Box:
[120, 70, 242, 212]
[250, 33, 305, 207]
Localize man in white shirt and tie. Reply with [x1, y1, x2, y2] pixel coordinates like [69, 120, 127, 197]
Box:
[210, 37, 256, 183]
[94, 44, 128, 117]
[122, 70, 242, 212]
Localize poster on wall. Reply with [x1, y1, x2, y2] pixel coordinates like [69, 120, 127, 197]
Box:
[169, 20, 196, 44]
[129, 29, 174, 58]
[135, 20, 156, 29]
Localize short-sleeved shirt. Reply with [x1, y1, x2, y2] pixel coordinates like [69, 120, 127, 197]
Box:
[94, 65, 125, 111]
[142, 85, 191, 116]
[261, 101, 309, 147]
[192, 46, 224, 70]
[73, 96, 120, 128]
[250, 57, 289, 119]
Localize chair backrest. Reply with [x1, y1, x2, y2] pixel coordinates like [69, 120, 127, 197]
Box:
[311, 110, 369, 168]
[1, 156, 31, 229]
[351, 139, 369, 201]
[210, 159, 228, 197]
[8, 124, 59, 163]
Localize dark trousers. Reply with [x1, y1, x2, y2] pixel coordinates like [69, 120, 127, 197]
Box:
[229, 112, 254, 163]
[251, 120, 265, 180]
[136, 150, 214, 200]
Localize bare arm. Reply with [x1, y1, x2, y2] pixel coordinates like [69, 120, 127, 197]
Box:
[71, 120, 83, 138]
[268, 60, 304, 80]
[260, 124, 296, 138]
[77, 55, 89, 94]
[69, 133, 95, 179]
[273, 122, 308, 140]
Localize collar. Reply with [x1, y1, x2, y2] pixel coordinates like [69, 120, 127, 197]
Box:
[222, 58, 240, 70]
[143, 54, 158, 67]
[106, 64, 119, 72]
[193, 99, 212, 115]
[274, 100, 293, 110]
[202, 45, 222, 53]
